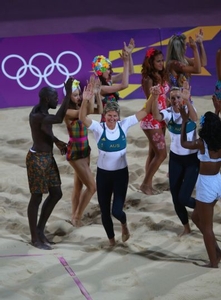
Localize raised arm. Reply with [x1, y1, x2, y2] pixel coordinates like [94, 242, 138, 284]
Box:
[135, 87, 160, 121]
[35, 79, 73, 155]
[125, 38, 135, 75]
[181, 84, 198, 121]
[40, 78, 73, 151]
[151, 86, 163, 121]
[181, 37, 201, 74]
[195, 29, 207, 67]
[79, 84, 94, 128]
[42, 77, 73, 125]
[179, 106, 202, 150]
[88, 75, 103, 114]
[53, 78, 73, 122]
[93, 90, 103, 114]
[111, 38, 135, 83]
[101, 49, 129, 94]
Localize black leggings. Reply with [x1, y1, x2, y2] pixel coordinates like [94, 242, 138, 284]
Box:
[169, 151, 199, 225]
[96, 167, 129, 239]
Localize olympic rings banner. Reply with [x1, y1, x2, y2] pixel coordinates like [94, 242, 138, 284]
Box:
[0, 25, 221, 108]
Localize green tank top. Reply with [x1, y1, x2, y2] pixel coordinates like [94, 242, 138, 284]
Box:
[168, 117, 196, 134]
[97, 123, 127, 152]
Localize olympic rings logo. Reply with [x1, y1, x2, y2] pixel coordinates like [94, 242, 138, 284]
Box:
[1, 51, 82, 90]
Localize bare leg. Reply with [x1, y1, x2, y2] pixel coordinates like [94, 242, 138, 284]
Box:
[216, 48, 221, 81]
[140, 128, 167, 195]
[140, 143, 155, 194]
[192, 206, 221, 265]
[37, 186, 62, 244]
[71, 172, 83, 225]
[27, 193, 51, 250]
[69, 157, 96, 226]
[216, 245, 221, 265]
[194, 200, 218, 268]
[121, 222, 130, 242]
[179, 223, 191, 237]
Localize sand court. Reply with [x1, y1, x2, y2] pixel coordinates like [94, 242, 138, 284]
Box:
[1, 96, 221, 299]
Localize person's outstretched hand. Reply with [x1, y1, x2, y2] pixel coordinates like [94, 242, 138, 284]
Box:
[119, 49, 129, 61]
[150, 84, 161, 97]
[180, 86, 191, 105]
[195, 28, 204, 44]
[89, 74, 101, 95]
[82, 83, 94, 102]
[124, 38, 135, 55]
[188, 36, 197, 50]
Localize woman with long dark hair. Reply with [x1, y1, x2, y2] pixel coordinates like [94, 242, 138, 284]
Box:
[180, 109, 221, 268]
[140, 48, 169, 195]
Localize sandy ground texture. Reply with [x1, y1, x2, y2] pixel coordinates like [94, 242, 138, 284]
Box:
[1, 95, 221, 300]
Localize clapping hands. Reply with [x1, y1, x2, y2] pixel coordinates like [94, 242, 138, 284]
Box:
[188, 36, 197, 50]
[119, 38, 135, 60]
[180, 82, 191, 104]
[150, 84, 161, 96]
[195, 28, 204, 44]
[119, 48, 130, 61]
[123, 38, 135, 55]
[88, 74, 101, 95]
[82, 83, 94, 102]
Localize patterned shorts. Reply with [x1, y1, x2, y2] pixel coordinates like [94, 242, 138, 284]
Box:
[26, 150, 61, 194]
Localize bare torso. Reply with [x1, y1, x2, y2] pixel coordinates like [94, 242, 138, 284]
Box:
[200, 148, 221, 175]
[29, 106, 54, 153]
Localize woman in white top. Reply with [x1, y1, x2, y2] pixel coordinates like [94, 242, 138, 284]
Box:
[180, 109, 221, 268]
[79, 58, 158, 246]
[152, 83, 199, 236]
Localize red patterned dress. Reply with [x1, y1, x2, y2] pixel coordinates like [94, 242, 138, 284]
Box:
[140, 83, 169, 129]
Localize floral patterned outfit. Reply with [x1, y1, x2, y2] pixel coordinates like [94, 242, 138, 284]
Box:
[140, 83, 169, 129]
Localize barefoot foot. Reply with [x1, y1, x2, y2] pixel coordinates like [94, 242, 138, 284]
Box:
[121, 223, 130, 242]
[31, 240, 52, 250]
[179, 224, 191, 237]
[109, 237, 116, 246]
[201, 262, 218, 268]
[216, 248, 221, 265]
[71, 217, 83, 228]
[140, 184, 157, 195]
[38, 231, 56, 245]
